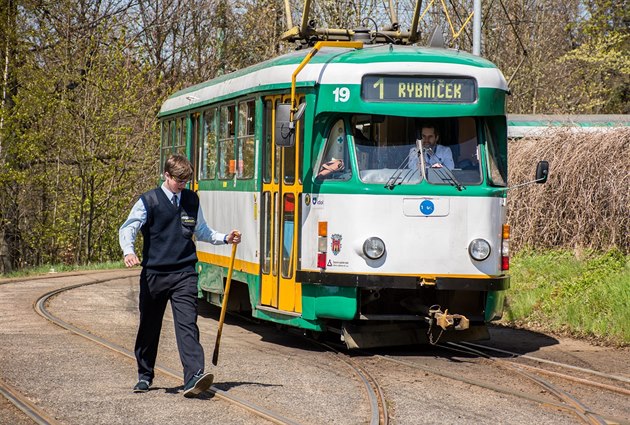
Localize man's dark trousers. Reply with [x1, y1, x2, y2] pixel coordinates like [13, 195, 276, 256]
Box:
[135, 270, 205, 385]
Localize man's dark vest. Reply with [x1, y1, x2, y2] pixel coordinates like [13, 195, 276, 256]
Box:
[139, 188, 199, 273]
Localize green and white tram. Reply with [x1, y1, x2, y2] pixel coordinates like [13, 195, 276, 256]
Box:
[157, 40, 545, 347]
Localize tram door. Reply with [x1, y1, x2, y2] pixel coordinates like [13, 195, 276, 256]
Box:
[260, 96, 303, 313]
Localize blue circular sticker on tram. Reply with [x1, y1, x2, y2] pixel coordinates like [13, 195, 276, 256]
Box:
[420, 200, 435, 215]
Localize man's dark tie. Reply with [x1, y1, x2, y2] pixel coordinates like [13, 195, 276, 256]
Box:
[172, 195, 178, 207]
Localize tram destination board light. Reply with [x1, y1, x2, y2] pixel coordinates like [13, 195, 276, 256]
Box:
[361, 75, 477, 103]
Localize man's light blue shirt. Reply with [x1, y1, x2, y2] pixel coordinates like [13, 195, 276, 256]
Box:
[119, 184, 227, 256]
[408, 144, 455, 170]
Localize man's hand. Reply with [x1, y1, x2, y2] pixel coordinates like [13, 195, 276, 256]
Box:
[226, 230, 242, 245]
[124, 253, 141, 268]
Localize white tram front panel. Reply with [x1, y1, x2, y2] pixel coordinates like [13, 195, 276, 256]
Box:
[300, 194, 506, 277]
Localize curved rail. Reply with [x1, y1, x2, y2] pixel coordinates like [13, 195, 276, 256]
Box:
[34, 278, 303, 425]
[443, 342, 609, 425]
[229, 311, 389, 425]
[374, 350, 621, 425]
[0, 377, 63, 425]
[460, 341, 630, 384]
[312, 341, 389, 425]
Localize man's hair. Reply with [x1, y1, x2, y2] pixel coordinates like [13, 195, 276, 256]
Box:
[420, 123, 440, 137]
[164, 154, 193, 180]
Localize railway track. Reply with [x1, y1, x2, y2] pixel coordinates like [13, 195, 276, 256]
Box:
[367, 341, 629, 425]
[303, 339, 389, 425]
[34, 277, 304, 425]
[0, 377, 63, 425]
[1, 272, 388, 425]
[459, 341, 630, 390]
[220, 310, 389, 425]
[1, 271, 626, 425]
[441, 342, 612, 425]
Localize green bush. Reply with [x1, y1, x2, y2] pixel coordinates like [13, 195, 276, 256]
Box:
[505, 248, 629, 346]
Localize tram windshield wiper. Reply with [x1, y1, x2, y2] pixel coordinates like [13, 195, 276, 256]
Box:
[384, 154, 420, 190]
[425, 148, 466, 191]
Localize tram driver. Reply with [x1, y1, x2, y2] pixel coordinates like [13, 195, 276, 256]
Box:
[408, 123, 454, 171]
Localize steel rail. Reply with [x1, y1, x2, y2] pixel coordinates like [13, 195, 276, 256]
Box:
[514, 369, 607, 425]
[0, 377, 63, 425]
[444, 342, 609, 425]
[460, 341, 630, 384]
[314, 341, 388, 425]
[459, 342, 630, 396]
[221, 311, 389, 425]
[376, 351, 627, 425]
[478, 355, 630, 396]
[0, 268, 137, 286]
[34, 278, 303, 425]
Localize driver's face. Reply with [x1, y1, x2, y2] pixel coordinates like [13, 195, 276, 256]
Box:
[421, 128, 439, 149]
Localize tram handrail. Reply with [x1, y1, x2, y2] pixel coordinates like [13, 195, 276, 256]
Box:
[289, 41, 363, 122]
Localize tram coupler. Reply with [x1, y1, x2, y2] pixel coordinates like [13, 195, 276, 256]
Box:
[428, 305, 470, 331]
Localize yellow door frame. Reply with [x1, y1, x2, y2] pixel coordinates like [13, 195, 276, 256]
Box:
[260, 94, 303, 313]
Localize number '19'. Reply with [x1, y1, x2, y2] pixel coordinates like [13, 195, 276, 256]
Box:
[333, 87, 350, 102]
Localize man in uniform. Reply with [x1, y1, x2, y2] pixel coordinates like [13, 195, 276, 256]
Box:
[119, 154, 241, 398]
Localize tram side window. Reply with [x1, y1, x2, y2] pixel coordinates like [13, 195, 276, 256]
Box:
[315, 119, 351, 181]
[174, 116, 187, 155]
[298, 112, 305, 185]
[199, 108, 218, 180]
[281, 193, 295, 278]
[237, 99, 255, 179]
[160, 119, 173, 175]
[219, 105, 235, 179]
[484, 117, 508, 186]
[263, 99, 273, 184]
[274, 100, 281, 184]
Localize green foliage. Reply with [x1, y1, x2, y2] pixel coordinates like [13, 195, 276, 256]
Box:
[558, 31, 630, 113]
[1, 0, 629, 273]
[506, 249, 630, 346]
[1, 4, 161, 268]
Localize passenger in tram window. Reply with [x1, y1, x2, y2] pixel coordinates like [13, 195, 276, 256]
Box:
[316, 119, 350, 180]
[408, 123, 454, 171]
[119, 154, 241, 398]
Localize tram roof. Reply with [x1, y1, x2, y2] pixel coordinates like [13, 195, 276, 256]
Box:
[159, 44, 508, 117]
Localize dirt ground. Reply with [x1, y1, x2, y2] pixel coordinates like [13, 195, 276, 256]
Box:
[1, 270, 628, 425]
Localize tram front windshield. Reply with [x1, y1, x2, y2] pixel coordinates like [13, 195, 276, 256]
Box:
[350, 115, 484, 186]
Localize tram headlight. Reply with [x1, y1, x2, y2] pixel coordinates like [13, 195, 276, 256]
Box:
[468, 239, 491, 261]
[363, 237, 385, 260]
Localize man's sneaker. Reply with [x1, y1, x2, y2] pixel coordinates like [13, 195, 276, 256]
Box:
[133, 380, 151, 393]
[183, 371, 213, 398]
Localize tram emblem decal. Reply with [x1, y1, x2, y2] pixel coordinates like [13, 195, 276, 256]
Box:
[420, 200, 435, 215]
[331, 234, 342, 255]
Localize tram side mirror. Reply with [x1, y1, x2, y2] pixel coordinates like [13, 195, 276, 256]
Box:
[275, 103, 295, 147]
[535, 160, 549, 184]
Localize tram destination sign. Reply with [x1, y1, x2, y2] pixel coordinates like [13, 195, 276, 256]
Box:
[362, 75, 477, 103]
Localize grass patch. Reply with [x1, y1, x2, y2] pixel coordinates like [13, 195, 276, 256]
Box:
[504, 248, 629, 346]
[0, 261, 124, 279]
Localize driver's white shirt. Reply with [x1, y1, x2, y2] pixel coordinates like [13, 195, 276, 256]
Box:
[408, 144, 455, 170]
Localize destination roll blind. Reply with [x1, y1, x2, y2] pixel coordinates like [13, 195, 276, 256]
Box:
[362, 75, 477, 103]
